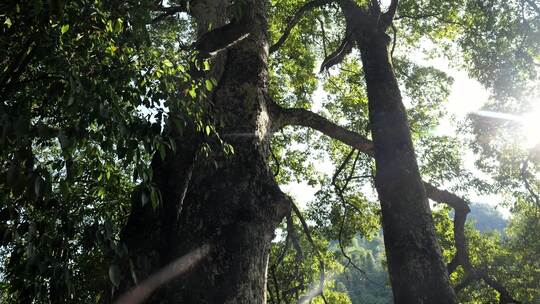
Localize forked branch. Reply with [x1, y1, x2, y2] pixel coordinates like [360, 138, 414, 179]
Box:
[381, 0, 398, 27]
[270, 102, 519, 302]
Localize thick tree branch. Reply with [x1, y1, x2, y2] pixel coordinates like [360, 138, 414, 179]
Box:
[270, 0, 333, 53]
[195, 22, 251, 57]
[270, 104, 374, 154]
[271, 103, 519, 301]
[319, 32, 354, 72]
[381, 0, 398, 27]
[368, 0, 381, 14]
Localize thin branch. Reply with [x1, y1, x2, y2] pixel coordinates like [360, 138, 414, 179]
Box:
[520, 158, 540, 207]
[394, 11, 443, 20]
[287, 214, 304, 263]
[270, 146, 281, 177]
[175, 156, 196, 223]
[317, 16, 328, 58]
[271, 103, 519, 301]
[270, 224, 291, 304]
[332, 149, 355, 185]
[289, 199, 329, 304]
[480, 272, 521, 304]
[270, 0, 333, 53]
[332, 149, 387, 288]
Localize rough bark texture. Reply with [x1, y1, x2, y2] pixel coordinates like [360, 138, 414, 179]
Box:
[270, 0, 518, 300]
[359, 33, 456, 303]
[334, 1, 457, 302]
[117, 0, 289, 303]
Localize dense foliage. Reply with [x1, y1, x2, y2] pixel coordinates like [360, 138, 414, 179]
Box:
[1, 0, 539, 303]
[0, 1, 213, 301]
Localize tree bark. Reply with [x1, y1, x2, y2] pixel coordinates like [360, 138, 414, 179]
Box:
[354, 19, 457, 304]
[117, 1, 289, 303]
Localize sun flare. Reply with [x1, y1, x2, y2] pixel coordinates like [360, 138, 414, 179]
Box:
[522, 107, 540, 148]
[474, 103, 540, 149]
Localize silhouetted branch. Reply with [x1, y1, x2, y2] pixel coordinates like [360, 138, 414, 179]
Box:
[269, 104, 374, 154]
[319, 32, 354, 72]
[395, 12, 443, 20]
[195, 22, 251, 57]
[289, 199, 329, 304]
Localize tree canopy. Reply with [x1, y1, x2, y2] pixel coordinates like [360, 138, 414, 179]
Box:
[1, 0, 539, 303]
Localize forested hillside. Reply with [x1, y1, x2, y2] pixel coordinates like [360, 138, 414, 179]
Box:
[1, 0, 538, 303]
[333, 203, 510, 304]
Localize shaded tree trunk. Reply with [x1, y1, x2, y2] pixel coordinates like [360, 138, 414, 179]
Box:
[117, 0, 289, 303]
[350, 10, 457, 304]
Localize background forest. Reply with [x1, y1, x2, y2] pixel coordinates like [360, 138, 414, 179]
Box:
[1, 0, 539, 303]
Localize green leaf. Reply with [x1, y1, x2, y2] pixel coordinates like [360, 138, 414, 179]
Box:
[97, 187, 106, 199]
[4, 18, 12, 28]
[106, 20, 113, 32]
[106, 45, 118, 55]
[188, 88, 197, 98]
[205, 79, 213, 91]
[114, 18, 123, 33]
[61, 24, 70, 34]
[162, 59, 173, 68]
[203, 60, 211, 71]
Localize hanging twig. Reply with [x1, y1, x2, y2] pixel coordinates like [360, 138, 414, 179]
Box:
[289, 200, 329, 304]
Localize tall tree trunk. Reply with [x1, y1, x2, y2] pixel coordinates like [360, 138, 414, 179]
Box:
[355, 23, 457, 304]
[117, 0, 289, 303]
